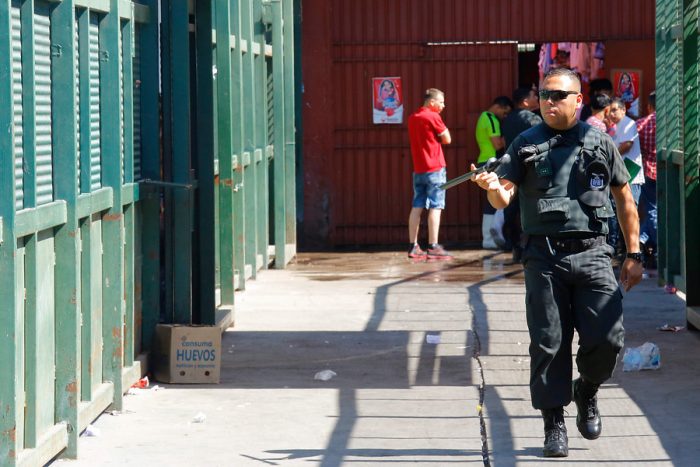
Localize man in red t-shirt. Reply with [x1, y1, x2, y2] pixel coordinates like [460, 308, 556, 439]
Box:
[407, 88, 452, 259]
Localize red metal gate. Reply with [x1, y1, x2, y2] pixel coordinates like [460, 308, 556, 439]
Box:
[330, 41, 516, 246]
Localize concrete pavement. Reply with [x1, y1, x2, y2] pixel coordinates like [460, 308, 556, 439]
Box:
[55, 250, 700, 466]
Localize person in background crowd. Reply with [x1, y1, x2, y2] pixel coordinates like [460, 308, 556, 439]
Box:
[607, 97, 644, 256]
[501, 87, 543, 262]
[585, 93, 613, 133]
[407, 88, 453, 260]
[579, 78, 613, 121]
[475, 96, 513, 249]
[636, 91, 657, 268]
[502, 87, 542, 147]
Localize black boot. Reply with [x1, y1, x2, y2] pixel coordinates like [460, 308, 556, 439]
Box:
[572, 377, 602, 440]
[542, 407, 568, 457]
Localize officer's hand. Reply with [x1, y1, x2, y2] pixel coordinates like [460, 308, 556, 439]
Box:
[470, 164, 501, 192]
[619, 258, 644, 292]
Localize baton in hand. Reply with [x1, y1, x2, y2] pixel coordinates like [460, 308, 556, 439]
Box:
[439, 154, 511, 190]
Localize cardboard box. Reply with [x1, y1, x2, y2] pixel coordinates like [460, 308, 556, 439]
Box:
[154, 324, 222, 384]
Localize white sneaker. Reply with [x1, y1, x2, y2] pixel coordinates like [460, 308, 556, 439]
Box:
[482, 214, 499, 250]
[482, 239, 499, 250]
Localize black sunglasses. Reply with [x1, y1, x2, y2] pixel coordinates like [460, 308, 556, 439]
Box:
[539, 89, 579, 102]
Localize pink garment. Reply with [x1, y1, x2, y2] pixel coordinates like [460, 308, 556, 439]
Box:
[570, 43, 591, 82]
[586, 116, 607, 132]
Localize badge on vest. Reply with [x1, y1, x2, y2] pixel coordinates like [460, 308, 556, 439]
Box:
[577, 157, 610, 207]
[589, 171, 606, 190]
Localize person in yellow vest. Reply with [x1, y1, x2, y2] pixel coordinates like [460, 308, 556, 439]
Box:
[475, 96, 512, 249]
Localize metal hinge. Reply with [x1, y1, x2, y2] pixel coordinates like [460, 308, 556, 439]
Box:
[670, 23, 683, 40]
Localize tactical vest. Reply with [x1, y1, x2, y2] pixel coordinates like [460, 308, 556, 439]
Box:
[517, 126, 615, 237]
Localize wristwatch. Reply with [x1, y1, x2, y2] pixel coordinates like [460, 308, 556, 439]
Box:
[626, 252, 643, 263]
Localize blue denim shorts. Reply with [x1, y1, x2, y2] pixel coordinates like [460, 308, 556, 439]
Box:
[412, 167, 446, 209]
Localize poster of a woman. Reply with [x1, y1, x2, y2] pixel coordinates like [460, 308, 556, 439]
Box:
[612, 70, 641, 118]
[373, 77, 404, 124]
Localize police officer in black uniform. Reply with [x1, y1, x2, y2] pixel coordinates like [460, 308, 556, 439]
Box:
[471, 67, 643, 458]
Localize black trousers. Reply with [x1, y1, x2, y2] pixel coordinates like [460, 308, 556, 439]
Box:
[522, 237, 625, 409]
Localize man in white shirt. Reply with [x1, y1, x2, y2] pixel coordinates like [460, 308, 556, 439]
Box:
[609, 98, 644, 201]
[608, 97, 644, 254]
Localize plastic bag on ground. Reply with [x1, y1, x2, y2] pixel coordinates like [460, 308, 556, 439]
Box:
[622, 342, 661, 371]
[314, 370, 337, 381]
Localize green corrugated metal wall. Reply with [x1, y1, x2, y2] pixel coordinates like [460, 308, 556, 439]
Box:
[656, 0, 700, 328]
[0, 0, 155, 464]
[0, 0, 298, 464]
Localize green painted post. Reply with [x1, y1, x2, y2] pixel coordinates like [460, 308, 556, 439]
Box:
[666, 0, 684, 286]
[656, 0, 675, 283]
[77, 10, 102, 401]
[283, 0, 297, 252]
[656, 0, 669, 282]
[666, 153, 683, 283]
[101, 0, 125, 410]
[20, 0, 39, 450]
[270, 0, 286, 268]
[122, 20, 136, 363]
[77, 6, 94, 404]
[231, 0, 247, 290]
[293, 0, 303, 231]
[0, 2, 21, 463]
[195, 0, 216, 324]
[161, 0, 174, 321]
[138, 0, 161, 349]
[170, 0, 193, 323]
[52, 0, 81, 457]
[215, 0, 236, 305]
[254, 0, 269, 269]
[684, 0, 700, 305]
[241, 0, 259, 279]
